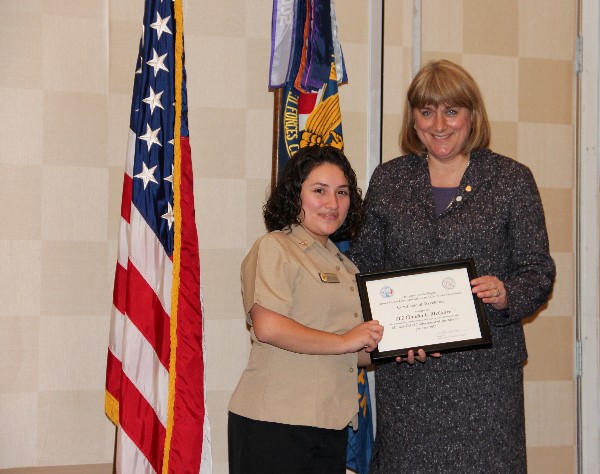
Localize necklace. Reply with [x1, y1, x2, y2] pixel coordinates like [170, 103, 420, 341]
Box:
[426, 154, 470, 187]
[425, 153, 470, 170]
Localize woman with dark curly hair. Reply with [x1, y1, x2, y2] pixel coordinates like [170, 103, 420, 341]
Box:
[228, 145, 384, 474]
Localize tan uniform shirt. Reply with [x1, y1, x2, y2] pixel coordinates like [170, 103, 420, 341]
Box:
[228, 224, 364, 430]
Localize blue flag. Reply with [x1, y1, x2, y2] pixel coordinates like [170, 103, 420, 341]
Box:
[345, 367, 374, 473]
[270, 2, 373, 471]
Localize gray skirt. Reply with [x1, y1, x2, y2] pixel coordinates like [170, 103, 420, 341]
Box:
[369, 364, 526, 474]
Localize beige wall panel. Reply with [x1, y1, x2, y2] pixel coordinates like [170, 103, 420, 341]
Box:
[422, 1, 463, 53]
[245, 0, 272, 39]
[336, 0, 369, 44]
[2, 465, 112, 474]
[189, 36, 247, 109]
[36, 390, 115, 465]
[0, 89, 43, 165]
[519, 58, 573, 125]
[382, 0, 405, 46]
[338, 43, 369, 114]
[463, 0, 518, 56]
[523, 316, 573, 381]
[108, 0, 142, 22]
[245, 178, 270, 247]
[109, 19, 142, 95]
[246, 38, 272, 110]
[106, 238, 118, 288]
[41, 241, 111, 316]
[0, 392, 38, 468]
[402, 2, 414, 47]
[0, 316, 40, 393]
[244, 109, 275, 180]
[0, 165, 42, 240]
[381, 0, 411, 169]
[205, 320, 250, 392]
[539, 188, 573, 253]
[212, 461, 228, 474]
[489, 121, 518, 159]
[39, 315, 109, 391]
[380, 52, 411, 163]
[544, 252, 574, 318]
[382, 45, 406, 116]
[0, 240, 42, 317]
[195, 178, 247, 249]
[41, 166, 108, 241]
[42, 0, 106, 17]
[381, 113, 402, 162]
[42, 15, 107, 94]
[528, 446, 576, 474]
[339, 111, 368, 174]
[421, 51, 462, 68]
[107, 166, 125, 239]
[0, 12, 42, 89]
[192, 107, 246, 179]
[107, 94, 132, 168]
[519, 0, 576, 60]
[524, 381, 576, 447]
[200, 249, 246, 321]
[538, 188, 574, 252]
[206, 390, 235, 468]
[463, 54, 519, 122]
[202, 249, 247, 307]
[4, 1, 43, 13]
[102, 235, 119, 268]
[186, 0, 246, 37]
[43, 92, 108, 167]
[518, 123, 574, 189]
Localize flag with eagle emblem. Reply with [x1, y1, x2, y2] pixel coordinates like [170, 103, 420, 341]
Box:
[269, 1, 374, 472]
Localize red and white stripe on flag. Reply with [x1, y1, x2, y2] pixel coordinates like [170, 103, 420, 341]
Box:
[298, 91, 318, 132]
[105, 0, 211, 472]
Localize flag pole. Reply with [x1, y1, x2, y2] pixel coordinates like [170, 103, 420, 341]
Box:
[271, 87, 283, 191]
[112, 426, 117, 474]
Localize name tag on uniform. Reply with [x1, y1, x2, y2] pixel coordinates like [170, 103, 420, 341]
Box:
[318, 273, 340, 283]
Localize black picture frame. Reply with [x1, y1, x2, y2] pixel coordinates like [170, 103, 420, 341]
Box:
[356, 259, 492, 363]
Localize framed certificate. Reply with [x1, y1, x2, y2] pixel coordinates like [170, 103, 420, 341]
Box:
[356, 259, 491, 362]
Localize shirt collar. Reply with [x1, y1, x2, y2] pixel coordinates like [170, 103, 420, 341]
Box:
[288, 224, 341, 256]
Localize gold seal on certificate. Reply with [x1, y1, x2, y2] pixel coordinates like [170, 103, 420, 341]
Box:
[356, 259, 491, 362]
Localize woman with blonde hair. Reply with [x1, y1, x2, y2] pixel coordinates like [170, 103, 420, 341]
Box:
[348, 60, 555, 472]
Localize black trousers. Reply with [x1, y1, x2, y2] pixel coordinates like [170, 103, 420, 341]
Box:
[228, 412, 348, 474]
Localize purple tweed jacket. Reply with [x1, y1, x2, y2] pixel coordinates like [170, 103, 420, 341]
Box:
[348, 148, 556, 371]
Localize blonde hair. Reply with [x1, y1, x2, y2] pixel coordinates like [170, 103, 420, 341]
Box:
[400, 60, 491, 156]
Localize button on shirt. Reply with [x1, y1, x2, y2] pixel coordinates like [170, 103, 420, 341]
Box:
[228, 224, 363, 430]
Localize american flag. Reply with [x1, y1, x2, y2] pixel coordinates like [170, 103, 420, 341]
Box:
[105, 0, 211, 472]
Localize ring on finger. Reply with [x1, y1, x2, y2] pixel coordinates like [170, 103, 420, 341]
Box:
[495, 289, 500, 297]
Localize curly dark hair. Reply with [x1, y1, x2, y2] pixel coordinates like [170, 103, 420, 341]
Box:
[264, 145, 364, 241]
